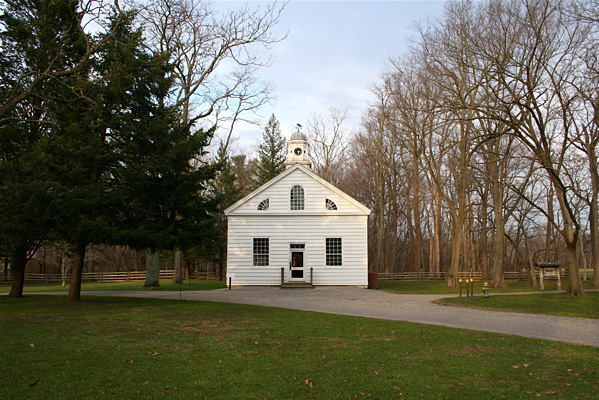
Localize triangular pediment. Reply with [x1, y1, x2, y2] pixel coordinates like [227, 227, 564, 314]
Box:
[225, 164, 371, 215]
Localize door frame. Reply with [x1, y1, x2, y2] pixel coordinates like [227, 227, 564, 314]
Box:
[289, 244, 305, 281]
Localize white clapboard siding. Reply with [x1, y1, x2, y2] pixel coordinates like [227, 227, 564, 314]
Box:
[227, 215, 368, 286]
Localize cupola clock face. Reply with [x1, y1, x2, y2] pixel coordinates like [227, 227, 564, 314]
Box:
[293, 147, 303, 155]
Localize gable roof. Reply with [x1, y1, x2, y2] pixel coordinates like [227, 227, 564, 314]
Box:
[224, 164, 371, 215]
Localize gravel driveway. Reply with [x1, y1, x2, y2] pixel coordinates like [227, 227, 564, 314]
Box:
[73, 287, 599, 347]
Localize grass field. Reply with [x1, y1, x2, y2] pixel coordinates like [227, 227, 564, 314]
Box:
[439, 292, 599, 319]
[1, 296, 597, 399]
[379, 279, 597, 294]
[0, 279, 226, 293]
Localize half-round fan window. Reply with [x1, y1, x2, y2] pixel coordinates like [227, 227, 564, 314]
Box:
[325, 199, 337, 210]
[257, 199, 269, 211]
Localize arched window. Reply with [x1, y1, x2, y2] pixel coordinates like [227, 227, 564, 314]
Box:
[325, 199, 337, 210]
[257, 199, 269, 211]
[290, 185, 304, 210]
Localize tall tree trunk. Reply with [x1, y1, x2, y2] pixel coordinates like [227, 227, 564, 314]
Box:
[67, 241, 87, 301]
[412, 156, 423, 273]
[588, 149, 599, 287]
[550, 175, 585, 296]
[480, 173, 490, 281]
[144, 249, 160, 287]
[8, 247, 28, 298]
[61, 257, 69, 287]
[488, 141, 506, 287]
[491, 198, 506, 288]
[447, 210, 465, 288]
[116, 246, 126, 273]
[524, 235, 537, 287]
[375, 155, 384, 273]
[577, 234, 588, 282]
[545, 188, 555, 259]
[565, 241, 584, 296]
[431, 189, 442, 273]
[173, 249, 183, 284]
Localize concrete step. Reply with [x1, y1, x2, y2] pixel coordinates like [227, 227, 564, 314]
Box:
[281, 281, 313, 289]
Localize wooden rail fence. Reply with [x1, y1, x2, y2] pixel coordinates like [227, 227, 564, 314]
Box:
[1, 270, 592, 284]
[376, 270, 585, 281]
[0, 270, 220, 284]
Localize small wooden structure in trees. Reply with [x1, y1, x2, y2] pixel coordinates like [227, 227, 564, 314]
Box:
[534, 249, 562, 291]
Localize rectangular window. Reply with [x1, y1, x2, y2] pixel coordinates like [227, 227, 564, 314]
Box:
[326, 238, 342, 266]
[253, 238, 269, 266]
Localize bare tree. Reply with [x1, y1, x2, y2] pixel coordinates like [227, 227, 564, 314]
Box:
[469, 0, 591, 295]
[307, 107, 352, 186]
[134, 0, 284, 137]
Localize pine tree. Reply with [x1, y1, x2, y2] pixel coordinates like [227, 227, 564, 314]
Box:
[1, 2, 217, 299]
[255, 114, 286, 185]
[0, 0, 87, 297]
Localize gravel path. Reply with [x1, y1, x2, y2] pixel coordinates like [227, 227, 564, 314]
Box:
[70, 287, 599, 347]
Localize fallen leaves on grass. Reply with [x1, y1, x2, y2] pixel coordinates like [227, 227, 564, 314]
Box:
[296, 379, 313, 388]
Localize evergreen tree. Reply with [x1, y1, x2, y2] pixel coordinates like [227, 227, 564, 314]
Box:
[1, 2, 216, 299]
[0, 0, 87, 297]
[52, 12, 216, 299]
[255, 114, 286, 185]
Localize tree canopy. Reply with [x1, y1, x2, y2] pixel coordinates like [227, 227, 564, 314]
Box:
[255, 114, 286, 185]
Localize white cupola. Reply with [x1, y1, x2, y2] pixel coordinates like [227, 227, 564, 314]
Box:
[285, 124, 312, 169]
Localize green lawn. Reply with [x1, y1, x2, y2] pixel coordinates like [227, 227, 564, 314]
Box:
[0, 279, 226, 293]
[379, 279, 597, 294]
[439, 292, 599, 319]
[1, 296, 597, 399]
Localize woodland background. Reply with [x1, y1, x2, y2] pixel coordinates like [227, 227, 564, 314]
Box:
[1, 0, 597, 298]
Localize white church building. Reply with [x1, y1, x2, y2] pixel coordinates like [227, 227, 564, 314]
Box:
[224, 130, 371, 287]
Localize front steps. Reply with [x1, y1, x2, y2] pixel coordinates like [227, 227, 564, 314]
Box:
[281, 281, 313, 289]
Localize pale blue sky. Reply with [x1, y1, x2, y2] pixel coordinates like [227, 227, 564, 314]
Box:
[212, 0, 446, 152]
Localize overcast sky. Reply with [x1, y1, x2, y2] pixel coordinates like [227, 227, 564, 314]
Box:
[211, 0, 446, 152]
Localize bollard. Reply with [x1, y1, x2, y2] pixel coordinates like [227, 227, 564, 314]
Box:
[229, 276, 231, 290]
[459, 279, 463, 297]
